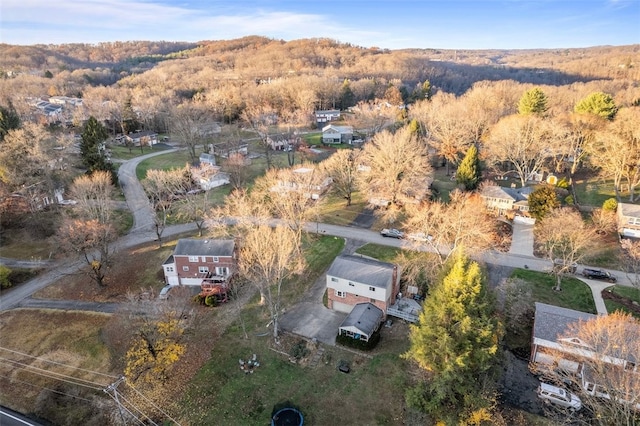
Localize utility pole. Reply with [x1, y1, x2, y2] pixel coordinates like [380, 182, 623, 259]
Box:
[104, 376, 127, 425]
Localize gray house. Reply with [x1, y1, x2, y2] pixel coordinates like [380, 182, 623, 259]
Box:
[322, 124, 353, 144]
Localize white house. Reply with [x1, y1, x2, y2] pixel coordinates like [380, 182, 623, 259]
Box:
[617, 202, 640, 239]
[124, 131, 158, 146]
[326, 255, 400, 316]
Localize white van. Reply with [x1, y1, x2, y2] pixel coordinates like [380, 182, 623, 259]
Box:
[537, 382, 582, 411]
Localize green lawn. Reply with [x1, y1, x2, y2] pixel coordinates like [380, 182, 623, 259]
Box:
[510, 269, 597, 314]
[315, 190, 368, 226]
[302, 133, 322, 146]
[108, 143, 171, 161]
[355, 243, 406, 263]
[573, 177, 619, 207]
[603, 285, 640, 318]
[136, 150, 193, 180]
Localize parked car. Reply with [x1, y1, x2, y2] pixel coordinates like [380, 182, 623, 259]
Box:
[380, 228, 404, 239]
[158, 285, 173, 300]
[537, 382, 582, 411]
[582, 268, 617, 282]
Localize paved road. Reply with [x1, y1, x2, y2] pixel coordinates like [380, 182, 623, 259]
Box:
[0, 407, 44, 426]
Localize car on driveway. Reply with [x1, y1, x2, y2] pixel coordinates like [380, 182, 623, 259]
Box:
[380, 228, 404, 239]
[582, 268, 617, 282]
[537, 382, 582, 411]
[158, 285, 173, 300]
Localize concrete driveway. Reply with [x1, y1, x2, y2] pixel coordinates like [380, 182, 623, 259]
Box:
[280, 302, 346, 345]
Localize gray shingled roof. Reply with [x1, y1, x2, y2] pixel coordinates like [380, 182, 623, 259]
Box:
[173, 239, 235, 257]
[533, 302, 595, 343]
[339, 303, 384, 336]
[619, 202, 640, 218]
[326, 255, 395, 289]
[481, 185, 532, 201]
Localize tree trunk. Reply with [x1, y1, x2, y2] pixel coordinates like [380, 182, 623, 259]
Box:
[553, 273, 562, 291]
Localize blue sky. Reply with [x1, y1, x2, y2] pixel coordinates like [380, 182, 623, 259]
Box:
[1, 0, 638, 49]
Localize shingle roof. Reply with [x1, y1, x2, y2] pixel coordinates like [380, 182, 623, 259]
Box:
[326, 255, 395, 289]
[533, 302, 595, 343]
[339, 303, 384, 336]
[173, 239, 235, 257]
[619, 202, 640, 218]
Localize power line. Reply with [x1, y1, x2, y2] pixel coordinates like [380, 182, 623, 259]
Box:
[125, 380, 182, 426]
[0, 357, 107, 390]
[0, 346, 119, 380]
[0, 373, 93, 402]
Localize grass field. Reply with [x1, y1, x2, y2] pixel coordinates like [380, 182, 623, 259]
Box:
[108, 143, 171, 161]
[603, 285, 640, 318]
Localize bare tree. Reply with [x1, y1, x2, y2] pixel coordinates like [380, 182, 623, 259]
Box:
[238, 224, 304, 338]
[320, 148, 362, 206]
[620, 239, 640, 291]
[550, 312, 640, 426]
[222, 153, 249, 190]
[142, 166, 191, 245]
[242, 102, 277, 169]
[170, 103, 211, 163]
[360, 126, 432, 223]
[403, 191, 496, 264]
[345, 100, 395, 140]
[484, 114, 552, 188]
[534, 208, 597, 291]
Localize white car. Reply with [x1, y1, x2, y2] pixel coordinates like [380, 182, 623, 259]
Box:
[158, 285, 173, 300]
[537, 382, 582, 411]
[380, 228, 404, 239]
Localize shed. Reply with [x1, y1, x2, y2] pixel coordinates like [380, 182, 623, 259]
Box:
[338, 303, 384, 342]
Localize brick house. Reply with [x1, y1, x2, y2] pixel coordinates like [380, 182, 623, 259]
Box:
[162, 239, 236, 286]
[326, 255, 400, 316]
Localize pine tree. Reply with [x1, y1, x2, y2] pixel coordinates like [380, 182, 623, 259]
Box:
[518, 87, 548, 115]
[404, 251, 501, 423]
[575, 92, 618, 120]
[528, 184, 560, 220]
[80, 116, 114, 177]
[456, 145, 481, 190]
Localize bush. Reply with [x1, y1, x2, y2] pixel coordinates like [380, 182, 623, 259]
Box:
[603, 198, 618, 212]
[193, 294, 205, 305]
[336, 330, 381, 351]
[564, 195, 574, 205]
[0, 265, 11, 289]
[204, 295, 218, 307]
[556, 177, 570, 189]
[289, 340, 310, 360]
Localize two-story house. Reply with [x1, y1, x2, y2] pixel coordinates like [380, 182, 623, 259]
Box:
[326, 255, 400, 316]
[162, 239, 236, 286]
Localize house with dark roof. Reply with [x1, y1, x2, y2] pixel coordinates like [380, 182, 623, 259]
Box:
[338, 303, 384, 342]
[480, 184, 532, 217]
[326, 255, 400, 316]
[124, 130, 158, 147]
[162, 239, 236, 286]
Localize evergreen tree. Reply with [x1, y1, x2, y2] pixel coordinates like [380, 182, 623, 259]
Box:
[0, 104, 21, 141]
[518, 87, 548, 115]
[528, 184, 560, 220]
[575, 92, 618, 120]
[420, 80, 432, 101]
[339, 79, 355, 110]
[80, 116, 114, 177]
[456, 145, 481, 190]
[404, 251, 501, 423]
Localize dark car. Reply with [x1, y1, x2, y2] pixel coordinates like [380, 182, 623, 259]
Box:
[582, 268, 617, 283]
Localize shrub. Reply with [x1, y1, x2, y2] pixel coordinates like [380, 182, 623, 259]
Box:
[603, 198, 618, 212]
[289, 340, 310, 360]
[564, 195, 574, 205]
[556, 177, 570, 189]
[193, 294, 205, 305]
[204, 295, 218, 307]
[0, 265, 11, 289]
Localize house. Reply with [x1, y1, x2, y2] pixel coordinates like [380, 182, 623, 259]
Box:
[322, 125, 353, 144]
[191, 163, 230, 190]
[617, 202, 640, 239]
[480, 184, 532, 217]
[326, 255, 400, 316]
[530, 302, 639, 407]
[124, 131, 158, 147]
[210, 142, 249, 159]
[271, 166, 332, 200]
[162, 239, 236, 286]
[338, 303, 384, 342]
[199, 153, 216, 166]
[315, 109, 341, 126]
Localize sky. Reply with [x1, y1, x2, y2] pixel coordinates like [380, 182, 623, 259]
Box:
[1, 0, 639, 50]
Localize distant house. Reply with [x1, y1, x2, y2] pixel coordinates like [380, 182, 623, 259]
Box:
[322, 125, 353, 144]
[124, 131, 158, 147]
[199, 153, 216, 166]
[271, 166, 332, 200]
[191, 163, 230, 191]
[338, 303, 384, 342]
[210, 142, 249, 159]
[326, 255, 400, 316]
[315, 109, 341, 126]
[617, 202, 640, 239]
[162, 239, 236, 286]
[480, 184, 532, 217]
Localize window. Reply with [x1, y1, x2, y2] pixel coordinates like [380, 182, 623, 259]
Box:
[199, 266, 209, 274]
[188, 256, 198, 262]
[182, 266, 189, 272]
[213, 256, 219, 262]
[330, 277, 338, 282]
[348, 282, 355, 287]
[165, 266, 174, 272]
[335, 290, 346, 298]
[215, 267, 228, 276]
[369, 286, 376, 292]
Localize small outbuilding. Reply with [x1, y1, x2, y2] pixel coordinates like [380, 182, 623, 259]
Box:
[338, 302, 384, 342]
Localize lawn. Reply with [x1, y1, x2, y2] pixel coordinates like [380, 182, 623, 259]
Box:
[510, 269, 597, 314]
[136, 150, 193, 180]
[602, 285, 640, 318]
[108, 143, 171, 161]
[355, 243, 406, 263]
[572, 177, 620, 207]
[301, 132, 322, 146]
[315, 190, 369, 226]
